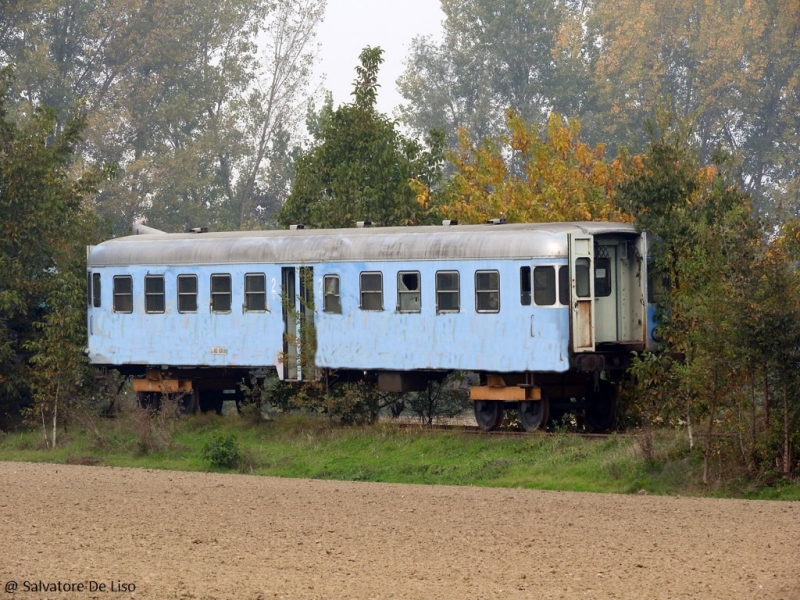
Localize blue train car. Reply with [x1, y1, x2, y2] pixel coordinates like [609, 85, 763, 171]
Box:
[86, 221, 653, 430]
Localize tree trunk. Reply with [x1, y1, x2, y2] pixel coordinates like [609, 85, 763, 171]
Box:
[703, 372, 718, 486]
[783, 376, 791, 475]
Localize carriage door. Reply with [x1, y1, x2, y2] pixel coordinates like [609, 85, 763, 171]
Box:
[298, 266, 316, 381]
[281, 267, 299, 380]
[281, 266, 316, 382]
[568, 233, 595, 352]
[594, 242, 618, 343]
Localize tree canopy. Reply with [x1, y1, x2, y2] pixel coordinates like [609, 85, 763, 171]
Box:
[279, 47, 445, 229]
[0, 67, 111, 426]
[1, 0, 324, 234]
[398, 0, 800, 216]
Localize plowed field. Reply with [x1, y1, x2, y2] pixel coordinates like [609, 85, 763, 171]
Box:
[1, 462, 798, 599]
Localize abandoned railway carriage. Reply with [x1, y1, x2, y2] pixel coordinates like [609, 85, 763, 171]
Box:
[86, 221, 655, 431]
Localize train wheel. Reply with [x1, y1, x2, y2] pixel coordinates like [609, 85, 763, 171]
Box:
[519, 396, 550, 431]
[474, 400, 503, 431]
[584, 381, 616, 433]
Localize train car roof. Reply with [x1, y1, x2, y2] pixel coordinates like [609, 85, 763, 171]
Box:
[87, 221, 640, 267]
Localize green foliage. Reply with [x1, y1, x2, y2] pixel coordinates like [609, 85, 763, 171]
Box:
[406, 374, 470, 426]
[1, 0, 324, 234]
[0, 67, 112, 430]
[1, 414, 797, 498]
[279, 47, 445, 229]
[399, 0, 800, 215]
[619, 113, 800, 481]
[201, 434, 242, 470]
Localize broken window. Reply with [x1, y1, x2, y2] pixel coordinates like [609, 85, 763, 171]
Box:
[145, 275, 165, 313]
[360, 272, 383, 310]
[178, 275, 197, 313]
[436, 271, 460, 313]
[211, 274, 232, 312]
[475, 270, 500, 312]
[245, 273, 267, 311]
[533, 266, 555, 306]
[397, 271, 421, 312]
[113, 275, 133, 313]
[323, 275, 341, 314]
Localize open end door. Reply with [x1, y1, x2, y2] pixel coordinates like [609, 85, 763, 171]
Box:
[637, 232, 649, 346]
[569, 233, 595, 353]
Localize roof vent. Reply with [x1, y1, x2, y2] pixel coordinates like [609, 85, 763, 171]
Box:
[442, 219, 459, 226]
[486, 217, 507, 225]
[357, 220, 373, 228]
[289, 224, 305, 230]
[188, 227, 209, 234]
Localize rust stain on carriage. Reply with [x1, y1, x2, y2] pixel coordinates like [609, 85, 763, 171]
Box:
[574, 300, 593, 350]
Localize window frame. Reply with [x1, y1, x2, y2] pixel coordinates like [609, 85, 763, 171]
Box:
[177, 274, 198, 313]
[113, 275, 133, 314]
[558, 265, 569, 306]
[210, 273, 232, 313]
[475, 270, 500, 313]
[533, 266, 556, 306]
[359, 271, 383, 311]
[520, 266, 531, 306]
[594, 257, 612, 298]
[436, 270, 460, 314]
[92, 273, 102, 308]
[244, 273, 267, 312]
[397, 270, 421, 313]
[323, 274, 342, 314]
[144, 274, 166, 313]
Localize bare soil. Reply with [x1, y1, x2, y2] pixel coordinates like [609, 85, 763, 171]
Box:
[1, 462, 798, 600]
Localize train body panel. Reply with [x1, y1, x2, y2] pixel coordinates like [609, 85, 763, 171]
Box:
[312, 258, 570, 373]
[88, 263, 285, 368]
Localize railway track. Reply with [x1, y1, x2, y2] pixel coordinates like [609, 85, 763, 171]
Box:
[393, 421, 620, 439]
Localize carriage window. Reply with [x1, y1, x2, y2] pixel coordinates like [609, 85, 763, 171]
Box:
[145, 275, 165, 313]
[476, 270, 500, 313]
[211, 274, 232, 312]
[397, 271, 421, 312]
[595, 257, 612, 297]
[436, 271, 460, 313]
[520, 266, 531, 306]
[178, 275, 197, 313]
[245, 273, 267, 311]
[92, 273, 101, 307]
[113, 276, 133, 313]
[323, 275, 341, 314]
[360, 272, 383, 310]
[575, 258, 591, 298]
[559, 266, 569, 305]
[533, 266, 555, 306]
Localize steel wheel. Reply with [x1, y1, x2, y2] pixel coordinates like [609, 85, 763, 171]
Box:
[519, 395, 550, 431]
[474, 400, 503, 431]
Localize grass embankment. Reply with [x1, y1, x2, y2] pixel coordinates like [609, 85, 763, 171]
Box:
[0, 412, 796, 500]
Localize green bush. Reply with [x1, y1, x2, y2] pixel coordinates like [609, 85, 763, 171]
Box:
[201, 434, 241, 469]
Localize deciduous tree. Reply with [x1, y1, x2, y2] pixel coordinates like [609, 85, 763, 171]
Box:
[279, 47, 445, 229]
[415, 109, 628, 224]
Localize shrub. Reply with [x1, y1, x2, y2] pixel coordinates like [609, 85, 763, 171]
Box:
[201, 434, 242, 469]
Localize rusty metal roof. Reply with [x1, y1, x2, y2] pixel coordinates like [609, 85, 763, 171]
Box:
[87, 222, 640, 267]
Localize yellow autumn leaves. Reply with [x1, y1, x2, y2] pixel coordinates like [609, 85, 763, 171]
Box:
[412, 109, 633, 225]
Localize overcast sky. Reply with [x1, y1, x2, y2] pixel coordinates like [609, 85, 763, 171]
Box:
[312, 0, 445, 117]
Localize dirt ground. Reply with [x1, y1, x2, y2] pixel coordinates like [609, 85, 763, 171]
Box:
[0, 462, 798, 600]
